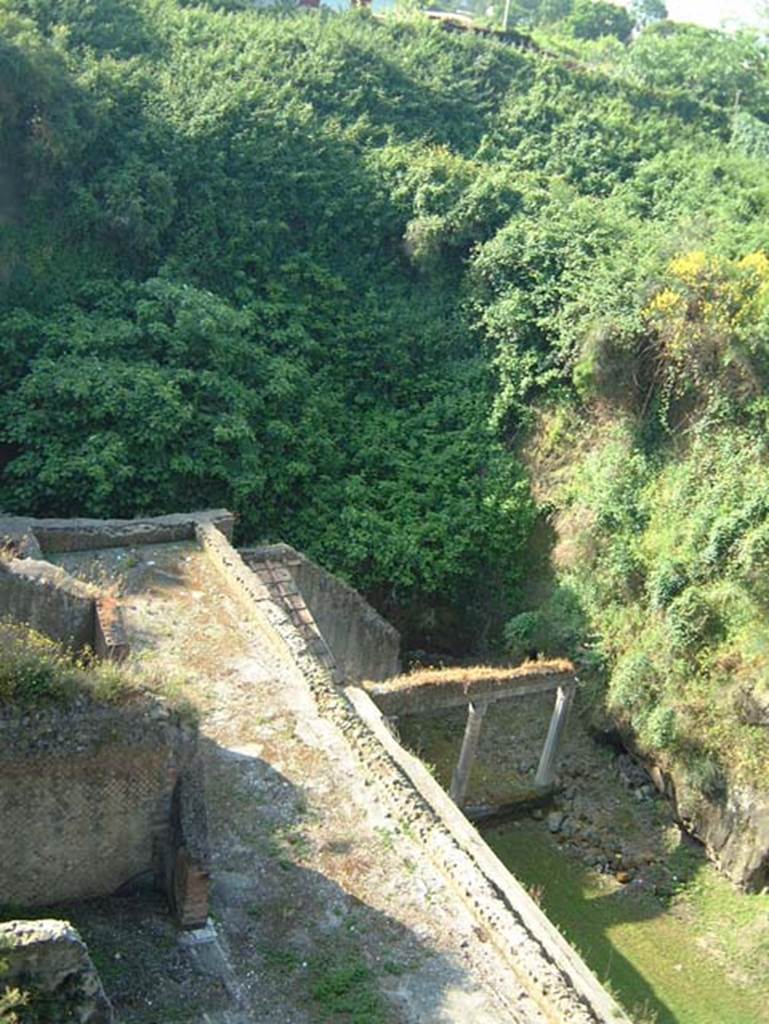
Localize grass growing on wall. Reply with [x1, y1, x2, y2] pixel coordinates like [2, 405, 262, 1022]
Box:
[0, 620, 194, 716]
[0, 621, 129, 707]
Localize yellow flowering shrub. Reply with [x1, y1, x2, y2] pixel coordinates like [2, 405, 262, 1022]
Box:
[643, 249, 769, 401]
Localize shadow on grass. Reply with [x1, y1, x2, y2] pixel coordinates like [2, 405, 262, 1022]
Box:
[484, 820, 708, 1024]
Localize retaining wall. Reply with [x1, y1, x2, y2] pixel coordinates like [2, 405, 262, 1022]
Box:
[0, 701, 209, 927]
[242, 543, 399, 682]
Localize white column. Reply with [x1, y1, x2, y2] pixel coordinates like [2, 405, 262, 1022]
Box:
[450, 701, 488, 807]
[534, 684, 575, 789]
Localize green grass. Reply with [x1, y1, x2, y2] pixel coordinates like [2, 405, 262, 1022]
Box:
[0, 621, 129, 708]
[0, 620, 197, 721]
[310, 957, 386, 1024]
[400, 708, 769, 1024]
[486, 821, 769, 1024]
[258, 936, 390, 1024]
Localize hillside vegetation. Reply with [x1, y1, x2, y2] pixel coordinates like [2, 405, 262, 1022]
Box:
[2, 0, 769, 797]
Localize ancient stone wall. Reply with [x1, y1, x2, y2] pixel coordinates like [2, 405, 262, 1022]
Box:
[0, 509, 233, 653]
[0, 701, 209, 926]
[0, 556, 95, 650]
[242, 544, 399, 682]
[0, 509, 234, 554]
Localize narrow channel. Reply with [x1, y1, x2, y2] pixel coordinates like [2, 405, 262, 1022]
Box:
[397, 697, 769, 1024]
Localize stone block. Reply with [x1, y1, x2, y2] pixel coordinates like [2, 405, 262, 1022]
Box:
[0, 703, 208, 914]
[0, 556, 95, 650]
[0, 919, 113, 1023]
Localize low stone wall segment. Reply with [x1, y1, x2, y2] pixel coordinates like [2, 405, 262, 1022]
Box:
[242, 543, 400, 682]
[0, 523, 43, 559]
[0, 510, 234, 655]
[0, 556, 96, 650]
[198, 524, 627, 1024]
[0, 509, 234, 554]
[94, 596, 130, 662]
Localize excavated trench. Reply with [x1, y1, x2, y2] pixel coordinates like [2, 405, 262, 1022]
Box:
[396, 696, 769, 1024]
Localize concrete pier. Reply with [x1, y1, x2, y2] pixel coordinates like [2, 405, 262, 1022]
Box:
[450, 701, 488, 807]
[534, 684, 575, 789]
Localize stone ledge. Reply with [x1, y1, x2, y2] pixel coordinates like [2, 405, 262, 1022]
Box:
[197, 526, 627, 1024]
[0, 509, 234, 553]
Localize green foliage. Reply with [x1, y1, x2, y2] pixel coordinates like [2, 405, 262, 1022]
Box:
[0, 5, 554, 638]
[504, 584, 587, 659]
[0, 986, 77, 1023]
[0, 621, 131, 707]
[731, 109, 769, 159]
[3, 0, 769, 807]
[566, 0, 633, 42]
[310, 958, 386, 1023]
[549, 426, 769, 787]
[629, 0, 666, 29]
[626, 22, 769, 114]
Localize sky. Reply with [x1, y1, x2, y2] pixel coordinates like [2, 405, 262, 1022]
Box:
[635, 0, 763, 29]
[369, 0, 767, 30]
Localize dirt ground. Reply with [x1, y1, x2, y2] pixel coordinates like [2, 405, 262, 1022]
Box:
[50, 542, 545, 1024]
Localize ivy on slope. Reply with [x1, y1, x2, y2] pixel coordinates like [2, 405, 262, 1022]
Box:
[3, 0, 769, 722]
[0, 3, 545, 646]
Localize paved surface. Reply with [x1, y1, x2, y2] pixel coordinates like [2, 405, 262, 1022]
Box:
[56, 542, 543, 1023]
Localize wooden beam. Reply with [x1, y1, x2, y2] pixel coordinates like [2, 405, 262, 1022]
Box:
[365, 666, 574, 716]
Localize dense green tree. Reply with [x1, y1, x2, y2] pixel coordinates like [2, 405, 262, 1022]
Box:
[4, 0, 769, 799]
[627, 22, 769, 113]
[566, 0, 634, 41]
[503, 0, 574, 27]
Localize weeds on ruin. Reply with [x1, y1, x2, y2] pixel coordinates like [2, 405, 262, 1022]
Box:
[0, 621, 123, 707]
[0, 621, 196, 719]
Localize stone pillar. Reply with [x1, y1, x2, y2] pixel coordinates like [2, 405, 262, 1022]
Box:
[450, 701, 488, 807]
[535, 684, 575, 789]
